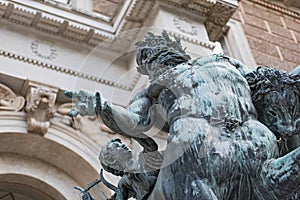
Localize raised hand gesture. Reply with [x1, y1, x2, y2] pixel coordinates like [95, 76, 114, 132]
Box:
[64, 90, 97, 117]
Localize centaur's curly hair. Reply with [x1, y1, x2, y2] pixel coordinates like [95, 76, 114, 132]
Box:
[245, 67, 299, 103]
[135, 31, 191, 80]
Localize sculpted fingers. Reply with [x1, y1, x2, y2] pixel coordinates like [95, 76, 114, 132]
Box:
[64, 90, 97, 116]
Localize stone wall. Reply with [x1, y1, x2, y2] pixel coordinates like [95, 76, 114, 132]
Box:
[231, 0, 300, 72]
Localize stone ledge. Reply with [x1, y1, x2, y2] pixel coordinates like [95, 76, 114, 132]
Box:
[0, 49, 141, 91]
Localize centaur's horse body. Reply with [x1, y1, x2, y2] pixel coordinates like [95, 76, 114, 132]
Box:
[67, 32, 300, 200]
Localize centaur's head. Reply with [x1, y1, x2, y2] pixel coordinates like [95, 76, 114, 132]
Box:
[135, 31, 191, 81]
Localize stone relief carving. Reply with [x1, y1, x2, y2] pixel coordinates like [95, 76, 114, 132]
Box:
[68, 32, 299, 200]
[23, 81, 57, 135]
[173, 17, 197, 36]
[0, 83, 25, 111]
[31, 39, 58, 60]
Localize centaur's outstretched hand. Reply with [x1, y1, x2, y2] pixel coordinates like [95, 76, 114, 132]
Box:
[64, 90, 99, 117]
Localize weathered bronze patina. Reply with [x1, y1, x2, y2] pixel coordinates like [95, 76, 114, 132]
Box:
[67, 32, 299, 200]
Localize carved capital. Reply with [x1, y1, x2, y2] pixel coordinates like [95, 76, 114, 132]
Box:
[205, 0, 238, 41]
[0, 84, 25, 111]
[22, 81, 58, 135]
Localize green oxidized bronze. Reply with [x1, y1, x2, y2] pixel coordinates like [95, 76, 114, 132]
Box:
[67, 31, 299, 200]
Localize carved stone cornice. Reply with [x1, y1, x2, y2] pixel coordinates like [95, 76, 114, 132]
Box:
[22, 81, 58, 135]
[248, 0, 300, 19]
[120, 0, 238, 42]
[122, 0, 238, 42]
[280, 0, 300, 8]
[0, 0, 238, 49]
[0, 83, 25, 111]
[0, 1, 111, 48]
[158, 0, 214, 16]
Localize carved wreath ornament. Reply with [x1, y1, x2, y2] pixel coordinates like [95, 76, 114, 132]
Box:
[31, 39, 58, 60]
[173, 17, 197, 36]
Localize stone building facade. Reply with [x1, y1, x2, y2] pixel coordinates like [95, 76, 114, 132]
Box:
[231, 0, 300, 71]
[0, 0, 298, 199]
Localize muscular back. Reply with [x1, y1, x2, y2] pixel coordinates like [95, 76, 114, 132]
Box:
[149, 57, 257, 125]
[148, 56, 279, 200]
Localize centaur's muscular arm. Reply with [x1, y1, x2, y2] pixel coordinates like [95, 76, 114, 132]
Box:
[96, 88, 154, 137]
[64, 89, 154, 137]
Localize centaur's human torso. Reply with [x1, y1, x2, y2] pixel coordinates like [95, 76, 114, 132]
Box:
[147, 57, 279, 200]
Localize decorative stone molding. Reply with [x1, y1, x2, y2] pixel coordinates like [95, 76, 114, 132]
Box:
[119, 0, 155, 37]
[159, 0, 214, 16]
[248, 0, 300, 19]
[0, 49, 141, 91]
[31, 39, 58, 60]
[0, 84, 25, 111]
[22, 81, 58, 135]
[166, 30, 215, 50]
[0, 1, 110, 48]
[0, 0, 237, 47]
[122, 0, 237, 42]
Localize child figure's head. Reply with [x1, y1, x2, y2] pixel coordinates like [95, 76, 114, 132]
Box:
[99, 138, 133, 176]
